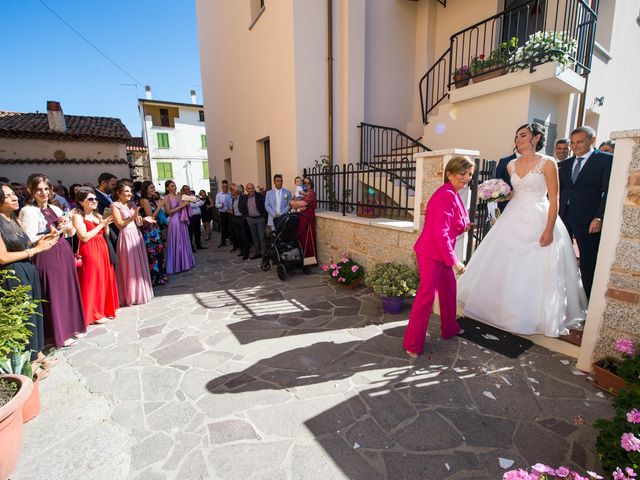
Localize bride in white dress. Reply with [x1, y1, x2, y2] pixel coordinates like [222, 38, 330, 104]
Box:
[457, 123, 587, 337]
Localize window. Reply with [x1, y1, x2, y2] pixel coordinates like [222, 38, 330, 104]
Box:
[160, 108, 170, 127]
[202, 162, 209, 179]
[157, 162, 173, 180]
[157, 132, 170, 149]
[199, 110, 205, 122]
[201, 134, 207, 149]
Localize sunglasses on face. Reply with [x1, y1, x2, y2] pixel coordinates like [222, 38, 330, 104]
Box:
[86, 197, 97, 202]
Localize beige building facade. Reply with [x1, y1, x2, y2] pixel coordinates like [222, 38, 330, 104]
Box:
[196, 0, 639, 186]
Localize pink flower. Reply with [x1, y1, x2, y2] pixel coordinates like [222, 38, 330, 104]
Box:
[351, 265, 359, 273]
[322, 265, 329, 272]
[615, 339, 635, 356]
[330, 263, 338, 270]
[621, 432, 640, 452]
[627, 409, 640, 424]
[586, 471, 603, 479]
[613, 468, 626, 480]
[532, 464, 555, 475]
[332, 270, 339, 277]
[341, 257, 349, 263]
[627, 467, 638, 478]
[338, 277, 346, 283]
[555, 466, 570, 477]
[503, 470, 533, 480]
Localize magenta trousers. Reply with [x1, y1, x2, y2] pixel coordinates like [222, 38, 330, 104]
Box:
[403, 255, 460, 355]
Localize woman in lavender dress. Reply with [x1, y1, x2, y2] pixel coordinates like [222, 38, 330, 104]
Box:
[164, 180, 195, 274]
[111, 182, 154, 306]
[19, 175, 86, 347]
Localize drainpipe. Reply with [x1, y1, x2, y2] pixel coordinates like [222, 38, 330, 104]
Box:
[327, 0, 334, 166]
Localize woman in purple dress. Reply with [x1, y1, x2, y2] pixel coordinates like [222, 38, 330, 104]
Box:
[19, 175, 86, 348]
[111, 182, 154, 306]
[164, 180, 195, 274]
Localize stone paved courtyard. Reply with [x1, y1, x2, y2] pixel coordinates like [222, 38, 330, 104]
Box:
[14, 238, 614, 480]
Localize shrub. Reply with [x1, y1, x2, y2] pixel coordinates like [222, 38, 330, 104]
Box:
[367, 262, 419, 298]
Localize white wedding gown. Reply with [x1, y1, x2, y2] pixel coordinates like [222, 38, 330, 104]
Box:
[457, 157, 587, 337]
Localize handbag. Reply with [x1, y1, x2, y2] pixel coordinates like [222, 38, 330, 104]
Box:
[156, 207, 169, 228]
[74, 237, 83, 269]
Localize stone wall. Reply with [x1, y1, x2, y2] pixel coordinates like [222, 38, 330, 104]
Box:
[586, 130, 640, 363]
[316, 212, 417, 273]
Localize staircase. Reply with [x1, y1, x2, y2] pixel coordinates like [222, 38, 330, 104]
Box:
[419, 0, 598, 125]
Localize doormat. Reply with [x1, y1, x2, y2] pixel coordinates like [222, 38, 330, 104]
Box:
[457, 317, 534, 359]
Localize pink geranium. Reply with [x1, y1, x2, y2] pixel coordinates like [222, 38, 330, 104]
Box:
[627, 409, 640, 424]
[555, 466, 570, 477]
[615, 339, 635, 356]
[621, 432, 640, 452]
[322, 265, 329, 272]
[332, 269, 339, 277]
[330, 263, 338, 270]
[351, 265, 359, 273]
[503, 470, 533, 480]
[338, 277, 346, 283]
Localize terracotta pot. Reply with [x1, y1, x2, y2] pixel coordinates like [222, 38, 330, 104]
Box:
[472, 67, 507, 83]
[592, 362, 626, 395]
[0, 374, 33, 480]
[453, 72, 471, 88]
[342, 278, 361, 289]
[22, 372, 41, 423]
[356, 206, 383, 219]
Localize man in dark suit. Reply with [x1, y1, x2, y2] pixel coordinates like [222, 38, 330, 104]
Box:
[559, 126, 613, 299]
[95, 172, 119, 264]
[239, 183, 268, 259]
[494, 152, 516, 212]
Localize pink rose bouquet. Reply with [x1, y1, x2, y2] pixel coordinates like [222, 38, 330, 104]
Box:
[478, 178, 512, 202]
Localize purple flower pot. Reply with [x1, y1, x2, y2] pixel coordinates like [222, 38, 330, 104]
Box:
[382, 296, 404, 314]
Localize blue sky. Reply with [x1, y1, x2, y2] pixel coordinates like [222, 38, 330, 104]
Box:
[0, 0, 202, 136]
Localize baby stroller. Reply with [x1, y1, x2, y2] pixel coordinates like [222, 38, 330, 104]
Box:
[260, 212, 312, 280]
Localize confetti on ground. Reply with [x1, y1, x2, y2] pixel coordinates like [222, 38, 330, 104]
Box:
[560, 359, 570, 365]
[353, 442, 360, 449]
[595, 392, 606, 398]
[482, 334, 500, 341]
[574, 415, 585, 425]
[527, 377, 539, 384]
[483, 391, 496, 400]
[444, 463, 451, 471]
[572, 370, 586, 376]
[499, 458, 515, 469]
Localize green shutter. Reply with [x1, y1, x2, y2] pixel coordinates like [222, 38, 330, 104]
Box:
[157, 132, 169, 149]
[202, 162, 209, 179]
[201, 134, 207, 148]
[157, 162, 173, 180]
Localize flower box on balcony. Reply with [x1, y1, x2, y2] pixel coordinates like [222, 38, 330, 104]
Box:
[472, 67, 507, 84]
[356, 204, 384, 218]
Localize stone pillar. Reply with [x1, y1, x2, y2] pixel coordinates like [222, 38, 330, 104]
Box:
[414, 149, 480, 261]
[578, 130, 640, 371]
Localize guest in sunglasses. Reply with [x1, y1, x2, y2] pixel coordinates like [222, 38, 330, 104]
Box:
[71, 187, 119, 326]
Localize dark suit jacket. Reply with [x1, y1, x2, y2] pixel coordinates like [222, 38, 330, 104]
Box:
[494, 153, 516, 212]
[238, 193, 267, 218]
[559, 149, 613, 225]
[96, 189, 111, 215]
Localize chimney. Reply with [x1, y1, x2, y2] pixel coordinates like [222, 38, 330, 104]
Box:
[190, 89, 197, 105]
[46, 101, 66, 132]
[145, 85, 152, 100]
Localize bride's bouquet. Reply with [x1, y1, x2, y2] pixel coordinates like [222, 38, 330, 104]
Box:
[478, 179, 511, 203]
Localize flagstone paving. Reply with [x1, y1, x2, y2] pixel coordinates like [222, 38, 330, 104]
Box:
[15, 237, 613, 480]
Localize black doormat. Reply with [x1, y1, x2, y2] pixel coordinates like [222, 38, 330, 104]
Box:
[457, 317, 534, 359]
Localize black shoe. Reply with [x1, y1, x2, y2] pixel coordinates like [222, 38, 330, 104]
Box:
[250, 254, 262, 260]
[242, 255, 249, 260]
[218, 243, 227, 248]
[230, 248, 238, 253]
[196, 246, 207, 250]
[237, 252, 244, 257]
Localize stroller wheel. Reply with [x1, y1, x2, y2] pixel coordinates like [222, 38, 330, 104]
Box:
[277, 264, 288, 281]
[302, 265, 312, 275]
[260, 258, 271, 271]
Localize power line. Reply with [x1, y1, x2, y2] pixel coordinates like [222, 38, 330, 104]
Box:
[36, 0, 142, 85]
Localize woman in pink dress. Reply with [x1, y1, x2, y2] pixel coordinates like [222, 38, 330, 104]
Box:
[403, 156, 474, 358]
[111, 182, 154, 306]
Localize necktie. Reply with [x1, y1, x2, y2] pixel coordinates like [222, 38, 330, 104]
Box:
[571, 157, 584, 184]
[276, 189, 281, 215]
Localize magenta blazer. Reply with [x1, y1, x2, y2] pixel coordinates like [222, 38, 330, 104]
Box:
[414, 182, 469, 266]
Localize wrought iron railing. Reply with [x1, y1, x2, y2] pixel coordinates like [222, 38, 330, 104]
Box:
[303, 158, 416, 220]
[465, 158, 497, 262]
[359, 122, 430, 165]
[420, 0, 598, 124]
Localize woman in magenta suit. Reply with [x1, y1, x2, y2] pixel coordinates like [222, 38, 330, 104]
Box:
[403, 156, 475, 358]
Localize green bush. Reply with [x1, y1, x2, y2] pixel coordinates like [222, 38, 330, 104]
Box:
[0, 269, 37, 367]
[366, 262, 419, 298]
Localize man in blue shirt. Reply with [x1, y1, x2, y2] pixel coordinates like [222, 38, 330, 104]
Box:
[215, 180, 233, 247]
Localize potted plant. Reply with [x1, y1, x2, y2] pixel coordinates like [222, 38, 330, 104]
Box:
[471, 36, 518, 83]
[507, 31, 577, 72]
[322, 254, 364, 288]
[594, 385, 640, 475]
[452, 65, 471, 88]
[592, 338, 640, 395]
[0, 269, 38, 478]
[367, 262, 419, 314]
